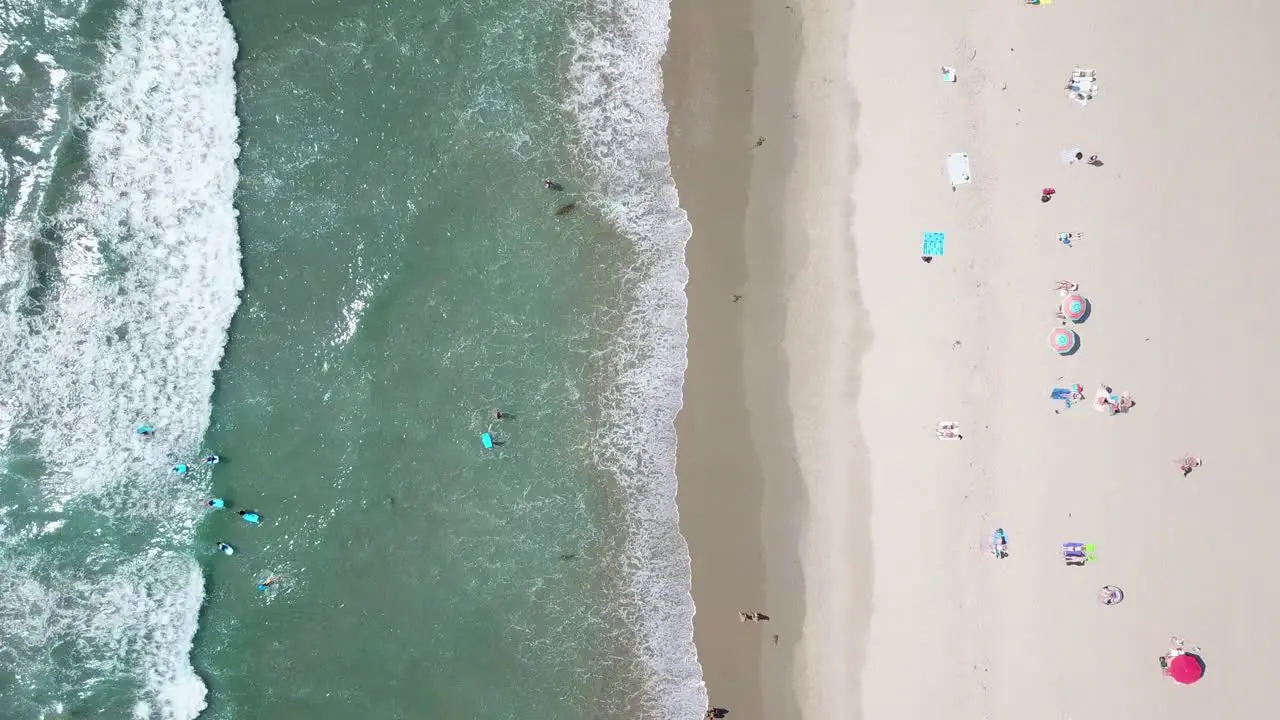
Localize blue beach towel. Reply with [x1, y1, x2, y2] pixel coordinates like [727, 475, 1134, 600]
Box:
[922, 232, 946, 257]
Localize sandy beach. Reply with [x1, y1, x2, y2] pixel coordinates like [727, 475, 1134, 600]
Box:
[671, 0, 1280, 718]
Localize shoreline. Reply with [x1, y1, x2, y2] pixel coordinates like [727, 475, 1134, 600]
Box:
[663, 0, 773, 711]
[665, 0, 853, 715]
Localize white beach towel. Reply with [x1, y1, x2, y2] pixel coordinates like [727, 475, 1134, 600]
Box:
[947, 153, 971, 185]
[1066, 68, 1097, 105]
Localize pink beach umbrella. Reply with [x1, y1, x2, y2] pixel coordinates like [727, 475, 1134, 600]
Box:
[1049, 327, 1079, 355]
[1062, 293, 1089, 323]
[1168, 653, 1205, 684]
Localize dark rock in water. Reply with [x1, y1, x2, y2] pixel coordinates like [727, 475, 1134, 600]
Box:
[555, 202, 577, 216]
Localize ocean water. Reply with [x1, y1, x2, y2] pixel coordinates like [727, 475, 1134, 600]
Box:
[0, 0, 701, 717]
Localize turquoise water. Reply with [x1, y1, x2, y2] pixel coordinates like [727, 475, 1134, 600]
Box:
[0, 0, 702, 717]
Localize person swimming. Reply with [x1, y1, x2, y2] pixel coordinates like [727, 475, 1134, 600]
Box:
[203, 454, 220, 465]
[238, 510, 261, 524]
[205, 498, 225, 510]
[173, 463, 189, 475]
[216, 542, 235, 555]
[136, 425, 155, 437]
[256, 575, 279, 592]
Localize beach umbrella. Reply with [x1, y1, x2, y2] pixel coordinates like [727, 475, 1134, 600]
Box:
[1168, 653, 1205, 684]
[1049, 327, 1078, 355]
[1062, 293, 1089, 323]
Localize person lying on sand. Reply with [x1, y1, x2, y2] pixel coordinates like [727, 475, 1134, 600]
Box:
[1054, 280, 1080, 294]
[936, 421, 963, 440]
[1176, 455, 1203, 476]
[739, 611, 770, 623]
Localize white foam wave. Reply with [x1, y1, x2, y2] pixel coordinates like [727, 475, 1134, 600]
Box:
[0, 0, 241, 716]
[565, 0, 705, 716]
[0, 547, 205, 717]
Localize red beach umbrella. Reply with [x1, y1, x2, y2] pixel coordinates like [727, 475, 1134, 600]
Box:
[1062, 293, 1089, 323]
[1168, 654, 1204, 684]
[1049, 327, 1078, 355]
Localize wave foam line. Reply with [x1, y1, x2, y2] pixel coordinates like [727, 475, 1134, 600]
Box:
[0, 0, 241, 717]
[565, 0, 706, 716]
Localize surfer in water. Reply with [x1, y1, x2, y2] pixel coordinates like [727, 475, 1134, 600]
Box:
[203, 454, 220, 465]
[216, 542, 235, 555]
[542, 178, 563, 191]
[205, 498, 225, 510]
[238, 510, 262, 525]
[172, 463, 189, 475]
[136, 425, 155, 437]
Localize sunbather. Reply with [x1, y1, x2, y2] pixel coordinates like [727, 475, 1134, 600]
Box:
[1176, 455, 1202, 476]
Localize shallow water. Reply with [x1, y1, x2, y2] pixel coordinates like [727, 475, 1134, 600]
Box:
[0, 0, 702, 716]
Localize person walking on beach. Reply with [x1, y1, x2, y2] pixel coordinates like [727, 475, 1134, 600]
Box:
[1087, 154, 1102, 166]
[1041, 187, 1056, 203]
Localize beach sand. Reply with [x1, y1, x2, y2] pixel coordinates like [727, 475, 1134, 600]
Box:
[671, 0, 1280, 718]
[666, 0, 809, 717]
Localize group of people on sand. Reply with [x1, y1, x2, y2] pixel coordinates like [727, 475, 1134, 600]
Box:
[139, 424, 278, 592]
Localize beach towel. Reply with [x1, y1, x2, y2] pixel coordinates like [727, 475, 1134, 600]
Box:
[947, 153, 971, 185]
[1067, 68, 1098, 105]
[922, 232, 946, 257]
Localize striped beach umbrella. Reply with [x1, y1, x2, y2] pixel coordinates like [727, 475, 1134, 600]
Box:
[1050, 327, 1078, 355]
[1062, 293, 1089, 323]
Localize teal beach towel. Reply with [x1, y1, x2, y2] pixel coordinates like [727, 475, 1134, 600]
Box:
[922, 232, 946, 256]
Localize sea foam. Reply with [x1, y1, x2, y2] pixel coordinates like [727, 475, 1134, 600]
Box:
[565, 0, 706, 716]
[0, 0, 240, 716]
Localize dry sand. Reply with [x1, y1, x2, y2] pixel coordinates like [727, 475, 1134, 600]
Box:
[672, 0, 1280, 718]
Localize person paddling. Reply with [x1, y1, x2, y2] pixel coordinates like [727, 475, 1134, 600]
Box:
[238, 510, 262, 525]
